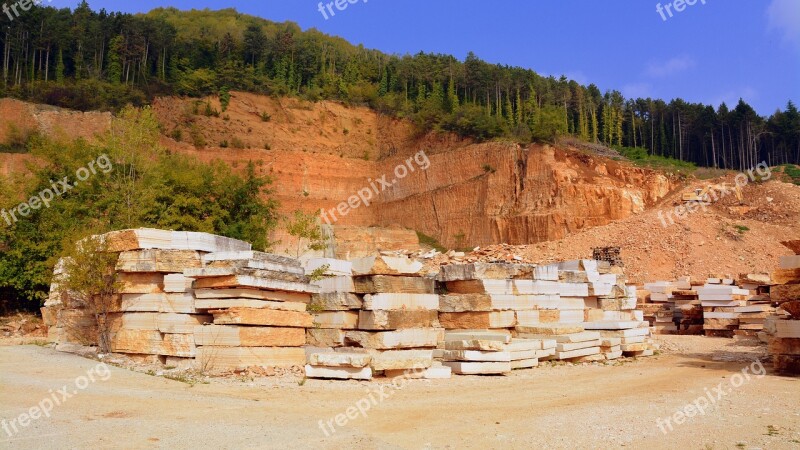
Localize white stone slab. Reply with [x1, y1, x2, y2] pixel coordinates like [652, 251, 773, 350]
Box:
[583, 321, 642, 330]
[362, 293, 439, 310]
[444, 350, 511, 362]
[515, 310, 540, 326]
[306, 258, 353, 276]
[164, 274, 193, 293]
[556, 340, 603, 352]
[444, 330, 511, 343]
[305, 365, 372, 380]
[312, 275, 355, 294]
[558, 282, 590, 297]
[552, 331, 601, 343]
[555, 346, 601, 360]
[533, 264, 559, 281]
[516, 280, 561, 295]
[442, 361, 511, 375]
[510, 358, 539, 369]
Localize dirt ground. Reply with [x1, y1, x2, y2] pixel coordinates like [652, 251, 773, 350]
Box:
[0, 336, 798, 450]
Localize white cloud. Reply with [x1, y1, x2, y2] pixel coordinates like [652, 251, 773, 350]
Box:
[766, 0, 800, 46]
[645, 56, 695, 78]
[622, 83, 654, 99]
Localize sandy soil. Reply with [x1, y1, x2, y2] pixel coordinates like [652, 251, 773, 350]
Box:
[427, 178, 800, 284]
[1, 336, 798, 450]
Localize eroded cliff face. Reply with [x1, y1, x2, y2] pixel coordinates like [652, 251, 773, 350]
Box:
[1, 94, 678, 248]
[374, 143, 674, 248]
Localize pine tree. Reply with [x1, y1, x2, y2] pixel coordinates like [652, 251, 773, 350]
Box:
[416, 82, 427, 110]
[107, 36, 124, 85]
[379, 67, 389, 97]
[447, 77, 459, 113]
[505, 93, 514, 124]
[431, 81, 445, 110]
[525, 86, 540, 130]
[55, 49, 65, 84]
[590, 106, 599, 143]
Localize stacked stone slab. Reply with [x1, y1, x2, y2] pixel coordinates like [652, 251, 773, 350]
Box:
[642, 281, 678, 334]
[771, 317, 800, 374]
[304, 349, 373, 380]
[305, 258, 361, 349]
[346, 255, 443, 376]
[437, 260, 652, 363]
[699, 280, 773, 338]
[304, 255, 447, 380]
[515, 324, 603, 361]
[641, 278, 704, 335]
[771, 254, 800, 307]
[585, 322, 655, 357]
[767, 244, 800, 374]
[670, 277, 705, 335]
[556, 260, 654, 360]
[438, 263, 539, 331]
[441, 330, 549, 374]
[184, 251, 316, 371]
[44, 228, 289, 368]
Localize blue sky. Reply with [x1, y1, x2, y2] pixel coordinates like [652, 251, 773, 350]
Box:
[56, 0, 799, 115]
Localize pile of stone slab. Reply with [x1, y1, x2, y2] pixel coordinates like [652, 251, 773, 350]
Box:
[437, 263, 541, 331]
[771, 252, 800, 305]
[516, 324, 603, 361]
[769, 310, 800, 375]
[304, 258, 361, 349]
[184, 251, 317, 371]
[440, 330, 553, 374]
[641, 278, 704, 335]
[767, 243, 800, 374]
[43, 228, 317, 371]
[304, 255, 448, 380]
[670, 278, 705, 335]
[700, 279, 774, 338]
[642, 281, 678, 334]
[436, 260, 653, 363]
[587, 323, 654, 357]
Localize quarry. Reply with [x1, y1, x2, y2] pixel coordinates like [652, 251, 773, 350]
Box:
[0, 90, 799, 449]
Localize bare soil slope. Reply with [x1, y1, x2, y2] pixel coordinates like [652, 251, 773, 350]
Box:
[433, 177, 800, 283]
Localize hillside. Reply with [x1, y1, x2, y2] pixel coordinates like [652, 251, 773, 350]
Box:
[1, 94, 679, 249]
[4, 94, 800, 284]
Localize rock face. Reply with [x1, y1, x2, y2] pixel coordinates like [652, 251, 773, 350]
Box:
[2, 94, 677, 251]
[374, 143, 674, 247]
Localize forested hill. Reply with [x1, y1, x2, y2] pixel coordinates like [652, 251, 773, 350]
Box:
[2, 2, 799, 170]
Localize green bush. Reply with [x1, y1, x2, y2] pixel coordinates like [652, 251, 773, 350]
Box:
[615, 146, 696, 171]
[0, 107, 280, 305]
